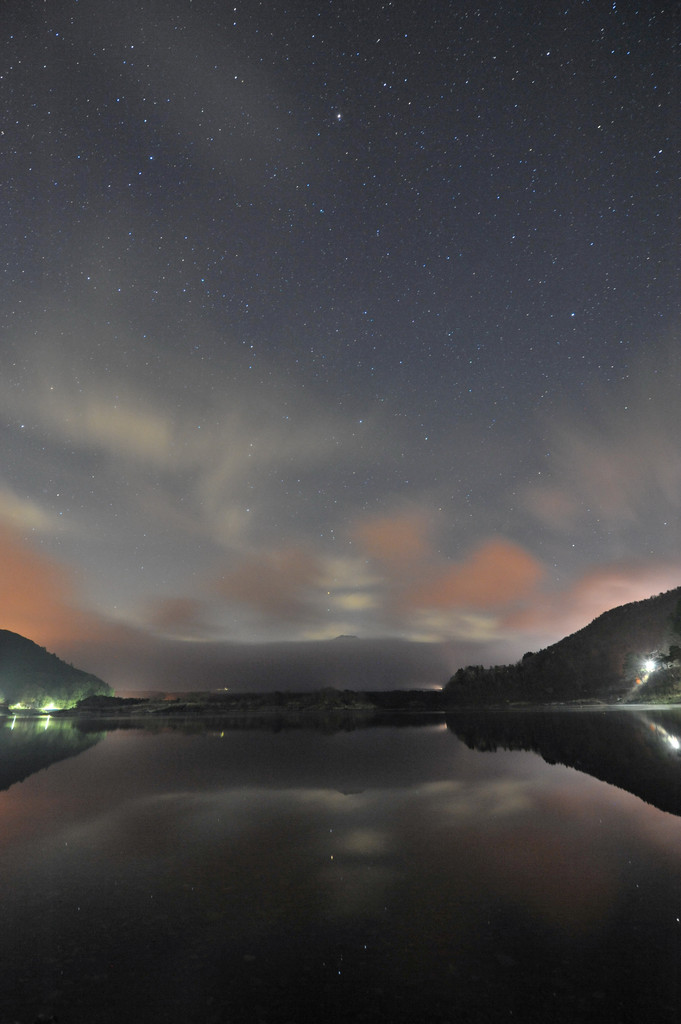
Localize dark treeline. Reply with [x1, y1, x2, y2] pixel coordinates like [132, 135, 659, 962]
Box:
[71, 687, 446, 717]
[445, 587, 681, 706]
[0, 630, 111, 709]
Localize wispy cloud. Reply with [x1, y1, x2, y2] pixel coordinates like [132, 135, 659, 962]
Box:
[0, 487, 55, 533]
[350, 511, 546, 637]
[0, 329, 374, 555]
[215, 546, 325, 623]
[522, 347, 681, 554]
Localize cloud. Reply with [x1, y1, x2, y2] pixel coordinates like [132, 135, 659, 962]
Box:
[353, 513, 430, 567]
[502, 559, 681, 650]
[4, 316, 678, 664]
[215, 546, 325, 622]
[0, 330, 377, 562]
[522, 345, 681, 554]
[0, 523, 163, 679]
[0, 487, 55, 533]
[407, 538, 545, 611]
[140, 527, 547, 647]
[146, 597, 209, 637]
[76, 399, 175, 466]
[352, 512, 546, 638]
[0, 523, 102, 648]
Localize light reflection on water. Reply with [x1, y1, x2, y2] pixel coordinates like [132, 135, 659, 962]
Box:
[0, 713, 681, 1022]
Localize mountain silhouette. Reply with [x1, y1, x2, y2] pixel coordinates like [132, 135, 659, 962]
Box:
[0, 630, 111, 709]
[445, 586, 681, 704]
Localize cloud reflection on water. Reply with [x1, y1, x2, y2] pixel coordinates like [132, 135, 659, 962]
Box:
[2, 723, 681, 1022]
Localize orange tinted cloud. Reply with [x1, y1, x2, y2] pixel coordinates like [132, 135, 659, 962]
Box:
[504, 560, 681, 642]
[408, 539, 545, 611]
[216, 546, 324, 621]
[353, 513, 429, 567]
[0, 524, 101, 647]
[0, 524, 176, 687]
[353, 513, 546, 624]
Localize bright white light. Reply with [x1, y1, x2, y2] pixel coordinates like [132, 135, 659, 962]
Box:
[644, 659, 656, 673]
[668, 735, 680, 750]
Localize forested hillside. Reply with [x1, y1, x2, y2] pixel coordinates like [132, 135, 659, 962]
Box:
[445, 587, 681, 705]
[0, 630, 111, 709]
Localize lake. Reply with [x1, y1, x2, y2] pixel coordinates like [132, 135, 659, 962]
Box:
[2, 708, 681, 1023]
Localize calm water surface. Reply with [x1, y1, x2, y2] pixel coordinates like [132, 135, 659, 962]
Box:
[2, 710, 681, 1024]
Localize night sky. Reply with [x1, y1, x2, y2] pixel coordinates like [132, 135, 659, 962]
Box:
[1, 0, 679, 689]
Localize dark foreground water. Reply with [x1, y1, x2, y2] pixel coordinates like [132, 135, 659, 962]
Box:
[3, 708, 681, 1024]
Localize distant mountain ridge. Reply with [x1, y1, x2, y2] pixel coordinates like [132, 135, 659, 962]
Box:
[0, 630, 111, 709]
[445, 586, 681, 705]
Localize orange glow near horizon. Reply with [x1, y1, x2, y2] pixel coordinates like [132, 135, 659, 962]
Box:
[0, 523, 110, 650]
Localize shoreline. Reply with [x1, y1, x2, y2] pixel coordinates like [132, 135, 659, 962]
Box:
[5, 696, 681, 721]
